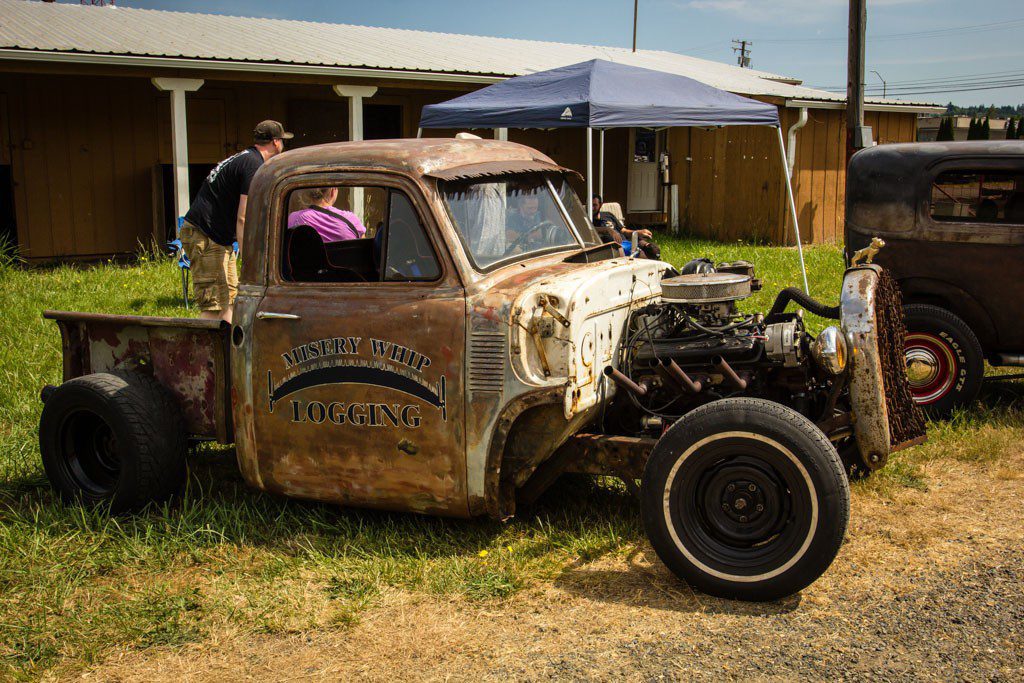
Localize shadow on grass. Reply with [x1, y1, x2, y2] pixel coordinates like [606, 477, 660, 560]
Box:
[552, 549, 803, 617]
[0, 447, 643, 567]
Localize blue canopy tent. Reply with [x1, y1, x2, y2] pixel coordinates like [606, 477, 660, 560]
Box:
[419, 59, 808, 291]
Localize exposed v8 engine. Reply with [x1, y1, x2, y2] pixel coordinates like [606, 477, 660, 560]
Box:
[606, 261, 864, 453]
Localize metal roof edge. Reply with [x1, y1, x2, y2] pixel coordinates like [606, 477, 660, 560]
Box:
[0, 48, 505, 84]
[785, 98, 946, 115]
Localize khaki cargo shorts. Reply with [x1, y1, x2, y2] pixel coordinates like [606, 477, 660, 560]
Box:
[180, 221, 237, 312]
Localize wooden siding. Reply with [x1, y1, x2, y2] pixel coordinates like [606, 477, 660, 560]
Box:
[0, 65, 920, 258]
[667, 107, 917, 245]
[0, 72, 464, 260]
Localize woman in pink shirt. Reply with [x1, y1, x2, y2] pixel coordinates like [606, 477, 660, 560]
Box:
[287, 187, 367, 242]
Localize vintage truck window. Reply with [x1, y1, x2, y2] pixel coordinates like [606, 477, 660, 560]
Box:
[931, 169, 1024, 224]
[441, 174, 591, 271]
[282, 184, 440, 283]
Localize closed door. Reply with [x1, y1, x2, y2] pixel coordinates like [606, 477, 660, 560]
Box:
[248, 173, 469, 516]
[627, 128, 660, 212]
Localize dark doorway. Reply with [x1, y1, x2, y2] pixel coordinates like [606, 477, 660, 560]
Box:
[364, 104, 403, 140]
[159, 163, 215, 241]
[287, 100, 348, 149]
[0, 165, 16, 252]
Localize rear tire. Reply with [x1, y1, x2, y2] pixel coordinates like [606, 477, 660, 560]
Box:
[641, 398, 849, 601]
[39, 372, 187, 513]
[903, 304, 983, 419]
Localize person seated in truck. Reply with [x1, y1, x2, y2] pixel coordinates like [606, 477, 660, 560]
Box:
[287, 187, 367, 242]
[505, 191, 544, 248]
[591, 195, 661, 259]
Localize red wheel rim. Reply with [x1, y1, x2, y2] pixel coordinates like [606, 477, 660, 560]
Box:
[905, 332, 957, 405]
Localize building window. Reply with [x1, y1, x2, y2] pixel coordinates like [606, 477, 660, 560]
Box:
[931, 170, 1024, 224]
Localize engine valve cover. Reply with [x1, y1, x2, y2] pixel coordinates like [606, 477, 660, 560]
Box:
[660, 272, 752, 304]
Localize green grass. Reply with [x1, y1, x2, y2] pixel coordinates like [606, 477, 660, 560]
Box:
[1, 236, 1021, 678]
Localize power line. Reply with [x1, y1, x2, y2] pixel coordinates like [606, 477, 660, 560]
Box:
[754, 18, 1024, 45]
[811, 70, 1024, 92]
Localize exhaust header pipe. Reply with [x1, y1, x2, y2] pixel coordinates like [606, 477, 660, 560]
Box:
[604, 366, 648, 397]
[713, 356, 748, 390]
[656, 358, 702, 393]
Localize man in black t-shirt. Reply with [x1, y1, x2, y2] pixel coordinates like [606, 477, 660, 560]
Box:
[181, 120, 293, 322]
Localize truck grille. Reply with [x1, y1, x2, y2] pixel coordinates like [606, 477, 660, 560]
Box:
[874, 270, 927, 448]
[469, 331, 506, 394]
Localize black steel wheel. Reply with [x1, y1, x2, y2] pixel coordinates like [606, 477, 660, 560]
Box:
[641, 398, 849, 601]
[39, 372, 187, 513]
[903, 304, 983, 419]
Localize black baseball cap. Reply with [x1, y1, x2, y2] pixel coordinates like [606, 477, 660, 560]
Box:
[254, 120, 294, 142]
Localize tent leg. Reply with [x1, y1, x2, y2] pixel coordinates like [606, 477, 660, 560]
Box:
[598, 130, 605, 197]
[775, 125, 809, 294]
[416, 127, 423, 138]
[586, 127, 593, 217]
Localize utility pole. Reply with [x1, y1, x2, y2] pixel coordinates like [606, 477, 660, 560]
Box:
[732, 39, 752, 68]
[847, 0, 870, 162]
[632, 0, 639, 53]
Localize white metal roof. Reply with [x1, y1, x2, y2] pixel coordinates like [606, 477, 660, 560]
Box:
[0, 0, 942, 111]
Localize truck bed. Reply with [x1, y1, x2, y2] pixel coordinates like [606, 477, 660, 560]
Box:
[43, 311, 233, 443]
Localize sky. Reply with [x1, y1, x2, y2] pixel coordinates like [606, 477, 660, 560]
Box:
[64, 0, 1024, 108]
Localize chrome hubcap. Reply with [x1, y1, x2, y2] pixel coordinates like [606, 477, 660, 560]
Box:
[906, 348, 940, 386]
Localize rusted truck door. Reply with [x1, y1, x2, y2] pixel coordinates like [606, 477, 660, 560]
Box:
[248, 173, 468, 516]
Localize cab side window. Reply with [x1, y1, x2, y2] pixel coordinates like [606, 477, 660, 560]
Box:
[282, 183, 440, 283]
[931, 170, 1024, 224]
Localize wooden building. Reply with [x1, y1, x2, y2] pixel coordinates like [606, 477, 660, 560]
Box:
[0, 0, 941, 261]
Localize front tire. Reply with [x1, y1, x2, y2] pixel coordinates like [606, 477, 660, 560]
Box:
[641, 398, 849, 601]
[39, 372, 187, 513]
[903, 304, 983, 419]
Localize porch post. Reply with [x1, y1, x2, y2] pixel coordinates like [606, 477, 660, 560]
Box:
[775, 125, 809, 293]
[585, 127, 593, 220]
[333, 85, 378, 216]
[151, 77, 204, 225]
[494, 128, 508, 141]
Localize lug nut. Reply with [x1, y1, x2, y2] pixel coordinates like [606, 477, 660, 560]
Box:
[755, 504, 764, 512]
[722, 503, 729, 511]
[748, 484, 756, 492]
[739, 516, 748, 523]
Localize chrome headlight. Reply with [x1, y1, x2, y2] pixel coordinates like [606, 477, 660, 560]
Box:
[811, 326, 848, 375]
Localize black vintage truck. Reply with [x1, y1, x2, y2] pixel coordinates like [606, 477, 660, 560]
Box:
[846, 140, 1024, 417]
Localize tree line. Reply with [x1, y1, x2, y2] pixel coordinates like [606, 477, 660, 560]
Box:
[934, 114, 1024, 141]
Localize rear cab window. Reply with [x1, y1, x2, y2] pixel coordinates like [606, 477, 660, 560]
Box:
[931, 169, 1024, 225]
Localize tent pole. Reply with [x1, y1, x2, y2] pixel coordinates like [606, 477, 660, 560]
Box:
[598, 130, 605, 197]
[416, 127, 423, 138]
[586, 127, 593, 217]
[775, 125, 809, 294]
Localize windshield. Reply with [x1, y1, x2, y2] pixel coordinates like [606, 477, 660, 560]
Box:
[441, 174, 600, 271]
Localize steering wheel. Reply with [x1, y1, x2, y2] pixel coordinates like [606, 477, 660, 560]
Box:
[507, 220, 560, 253]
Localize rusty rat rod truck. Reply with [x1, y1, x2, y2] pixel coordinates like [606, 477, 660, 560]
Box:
[38, 139, 924, 601]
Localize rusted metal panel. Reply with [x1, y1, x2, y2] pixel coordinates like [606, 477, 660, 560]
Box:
[424, 160, 582, 182]
[562, 434, 657, 479]
[44, 310, 232, 442]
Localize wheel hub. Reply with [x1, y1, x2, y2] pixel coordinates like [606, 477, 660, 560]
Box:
[905, 348, 939, 386]
[701, 457, 787, 546]
[905, 332, 957, 404]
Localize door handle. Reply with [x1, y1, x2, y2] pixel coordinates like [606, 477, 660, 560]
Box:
[256, 311, 301, 320]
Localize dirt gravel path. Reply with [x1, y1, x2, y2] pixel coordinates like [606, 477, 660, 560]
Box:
[78, 452, 1024, 682]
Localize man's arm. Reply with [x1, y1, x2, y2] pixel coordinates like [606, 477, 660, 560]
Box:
[236, 194, 248, 249]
